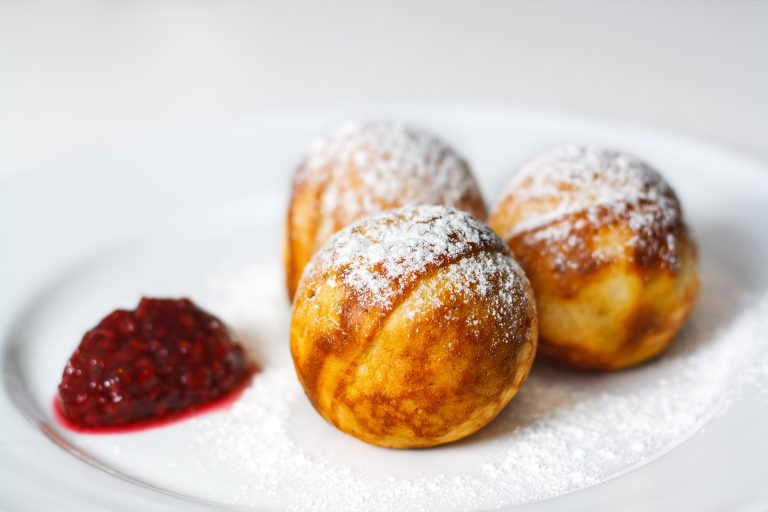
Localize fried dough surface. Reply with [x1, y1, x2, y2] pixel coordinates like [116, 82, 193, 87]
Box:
[489, 145, 699, 371]
[284, 122, 487, 300]
[291, 206, 537, 447]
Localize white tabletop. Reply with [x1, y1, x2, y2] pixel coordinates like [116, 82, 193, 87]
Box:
[1, 0, 766, 177]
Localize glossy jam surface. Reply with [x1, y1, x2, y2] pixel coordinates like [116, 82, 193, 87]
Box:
[57, 298, 254, 431]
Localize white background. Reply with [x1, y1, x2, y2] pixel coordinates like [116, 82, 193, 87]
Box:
[1, 0, 766, 177]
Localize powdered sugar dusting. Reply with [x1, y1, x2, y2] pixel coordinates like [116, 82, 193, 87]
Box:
[408, 251, 533, 347]
[298, 122, 484, 221]
[194, 259, 768, 511]
[301, 205, 506, 309]
[501, 145, 684, 270]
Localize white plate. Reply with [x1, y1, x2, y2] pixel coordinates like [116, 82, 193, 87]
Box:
[2, 104, 768, 511]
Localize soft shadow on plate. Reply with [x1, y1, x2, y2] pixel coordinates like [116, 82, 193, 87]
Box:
[443, 220, 759, 451]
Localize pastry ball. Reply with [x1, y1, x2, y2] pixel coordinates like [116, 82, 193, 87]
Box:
[290, 205, 537, 448]
[488, 145, 700, 371]
[284, 121, 487, 300]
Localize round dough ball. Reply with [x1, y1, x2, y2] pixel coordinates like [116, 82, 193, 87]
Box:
[488, 145, 700, 371]
[290, 205, 537, 448]
[284, 121, 487, 300]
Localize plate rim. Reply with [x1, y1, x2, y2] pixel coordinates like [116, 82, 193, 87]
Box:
[2, 101, 768, 511]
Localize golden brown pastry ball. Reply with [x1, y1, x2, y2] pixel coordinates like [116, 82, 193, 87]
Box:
[488, 144, 700, 371]
[284, 122, 487, 300]
[290, 205, 537, 448]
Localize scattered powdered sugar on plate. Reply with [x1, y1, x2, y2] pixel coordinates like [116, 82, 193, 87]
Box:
[296, 121, 484, 221]
[191, 256, 768, 511]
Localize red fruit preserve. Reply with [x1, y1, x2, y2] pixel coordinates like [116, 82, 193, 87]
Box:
[57, 297, 254, 432]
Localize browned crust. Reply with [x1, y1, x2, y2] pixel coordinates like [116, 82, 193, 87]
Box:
[490, 191, 688, 282]
[290, 236, 537, 447]
[536, 267, 700, 371]
[284, 157, 488, 302]
[489, 189, 700, 371]
[284, 160, 328, 302]
[294, 239, 508, 405]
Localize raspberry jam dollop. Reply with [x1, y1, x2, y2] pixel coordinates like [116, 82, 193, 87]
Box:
[57, 297, 254, 431]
